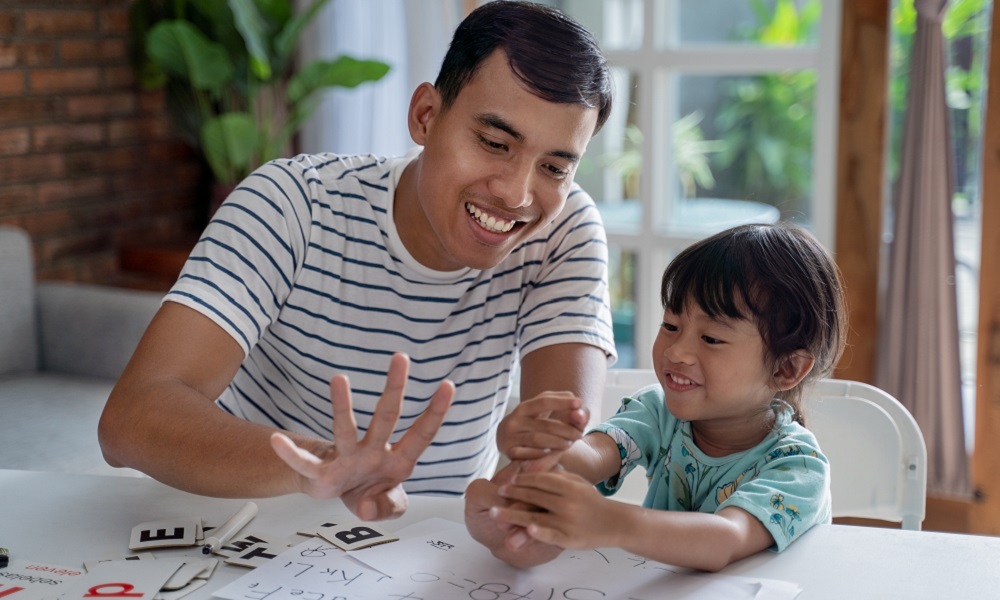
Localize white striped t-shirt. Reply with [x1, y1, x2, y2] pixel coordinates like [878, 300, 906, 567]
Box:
[165, 150, 617, 495]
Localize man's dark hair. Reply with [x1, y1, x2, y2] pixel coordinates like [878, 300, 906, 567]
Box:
[434, 0, 613, 134]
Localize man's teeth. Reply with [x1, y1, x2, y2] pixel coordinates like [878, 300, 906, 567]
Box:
[467, 203, 515, 233]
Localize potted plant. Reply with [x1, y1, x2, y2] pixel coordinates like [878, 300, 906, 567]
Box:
[129, 0, 390, 215]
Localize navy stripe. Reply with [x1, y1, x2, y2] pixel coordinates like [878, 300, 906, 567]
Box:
[178, 273, 263, 341]
[213, 220, 292, 291]
[172, 291, 251, 350]
[198, 237, 280, 310]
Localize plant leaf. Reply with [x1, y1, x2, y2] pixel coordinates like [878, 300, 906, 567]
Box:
[287, 56, 391, 104]
[274, 0, 332, 65]
[201, 113, 259, 185]
[147, 20, 234, 93]
[228, 0, 272, 80]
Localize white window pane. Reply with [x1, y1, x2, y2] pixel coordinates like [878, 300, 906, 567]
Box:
[577, 69, 643, 233]
[669, 72, 816, 227]
[670, 0, 822, 47]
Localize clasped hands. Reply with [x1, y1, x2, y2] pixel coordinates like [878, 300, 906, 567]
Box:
[269, 353, 454, 521]
[465, 391, 613, 567]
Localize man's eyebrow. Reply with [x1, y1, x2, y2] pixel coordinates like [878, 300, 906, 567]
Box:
[477, 113, 523, 142]
[476, 113, 582, 164]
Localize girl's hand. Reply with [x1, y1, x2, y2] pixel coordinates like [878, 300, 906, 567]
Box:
[497, 391, 590, 460]
[490, 469, 623, 550]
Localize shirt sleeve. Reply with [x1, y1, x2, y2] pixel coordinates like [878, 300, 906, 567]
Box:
[164, 158, 313, 356]
[590, 387, 665, 496]
[718, 441, 832, 552]
[516, 187, 617, 364]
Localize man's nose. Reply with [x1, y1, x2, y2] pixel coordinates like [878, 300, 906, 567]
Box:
[488, 157, 533, 209]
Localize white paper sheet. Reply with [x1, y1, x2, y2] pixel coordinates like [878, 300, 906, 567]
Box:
[213, 518, 802, 600]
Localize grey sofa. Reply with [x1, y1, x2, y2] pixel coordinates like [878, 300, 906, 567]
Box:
[0, 225, 164, 476]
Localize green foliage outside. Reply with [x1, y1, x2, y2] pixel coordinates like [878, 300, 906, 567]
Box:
[888, 0, 992, 214]
[130, 0, 390, 187]
[710, 0, 821, 218]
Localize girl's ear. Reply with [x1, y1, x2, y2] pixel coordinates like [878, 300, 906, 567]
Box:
[772, 350, 816, 391]
[407, 82, 441, 146]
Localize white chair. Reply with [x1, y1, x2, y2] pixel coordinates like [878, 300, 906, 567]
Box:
[598, 372, 928, 531]
[806, 378, 927, 530]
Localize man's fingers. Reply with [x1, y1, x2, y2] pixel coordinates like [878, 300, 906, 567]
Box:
[270, 432, 322, 479]
[364, 484, 408, 521]
[365, 353, 410, 445]
[515, 392, 583, 418]
[394, 379, 454, 464]
[330, 375, 359, 454]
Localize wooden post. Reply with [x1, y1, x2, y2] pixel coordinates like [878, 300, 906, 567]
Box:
[833, 0, 889, 384]
[971, 0, 1000, 536]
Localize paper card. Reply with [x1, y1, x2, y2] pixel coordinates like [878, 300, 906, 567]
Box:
[316, 522, 399, 551]
[193, 557, 219, 579]
[0, 559, 86, 600]
[162, 559, 217, 590]
[84, 553, 155, 573]
[224, 542, 282, 568]
[212, 539, 390, 600]
[129, 518, 201, 550]
[214, 531, 276, 557]
[154, 578, 208, 600]
[296, 518, 349, 537]
[59, 558, 186, 600]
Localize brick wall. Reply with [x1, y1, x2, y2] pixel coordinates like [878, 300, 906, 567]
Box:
[0, 1, 205, 285]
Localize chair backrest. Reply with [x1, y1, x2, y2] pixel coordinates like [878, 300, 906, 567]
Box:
[805, 378, 927, 530]
[598, 371, 928, 530]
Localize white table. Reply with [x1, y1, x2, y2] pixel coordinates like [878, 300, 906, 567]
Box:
[2, 469, 999, 599]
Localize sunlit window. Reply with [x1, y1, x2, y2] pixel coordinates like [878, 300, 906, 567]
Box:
[551, 0, 842, 367]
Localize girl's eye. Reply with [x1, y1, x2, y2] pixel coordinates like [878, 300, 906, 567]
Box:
[661, 322, 678, 332]
[701, 335, 723, 345]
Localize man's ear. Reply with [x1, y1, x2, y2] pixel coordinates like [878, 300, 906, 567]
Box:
[772, 350, 816, 391]
[407, 82, 441, 146]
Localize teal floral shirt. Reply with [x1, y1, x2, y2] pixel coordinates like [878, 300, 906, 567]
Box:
[592, 385, 831, 552]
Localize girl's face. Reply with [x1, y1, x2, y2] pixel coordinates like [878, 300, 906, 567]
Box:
[652, 304, 777, 438]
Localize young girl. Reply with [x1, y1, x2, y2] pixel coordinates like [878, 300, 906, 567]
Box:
[477, 222, 848, 571]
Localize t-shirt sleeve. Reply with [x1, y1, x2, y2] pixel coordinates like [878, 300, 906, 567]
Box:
[718, 441, 832, 552]
[590, 387, 665, 497]
[516, 187, 617, 364]
[164, 159, 313, 356]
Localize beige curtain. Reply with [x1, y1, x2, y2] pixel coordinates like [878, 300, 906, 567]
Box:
[876, 0, 971, 497]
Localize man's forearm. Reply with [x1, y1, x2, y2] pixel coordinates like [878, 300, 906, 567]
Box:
[99, 378, 309, 498]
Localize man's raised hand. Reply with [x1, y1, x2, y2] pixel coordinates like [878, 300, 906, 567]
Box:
[270, 353, 454, 520]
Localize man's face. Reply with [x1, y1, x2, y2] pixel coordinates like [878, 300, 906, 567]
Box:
[397, 50, 599, 271]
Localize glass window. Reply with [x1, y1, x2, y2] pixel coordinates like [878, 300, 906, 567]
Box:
[559, 0, 840, 368]
[673, 0, 822, 46]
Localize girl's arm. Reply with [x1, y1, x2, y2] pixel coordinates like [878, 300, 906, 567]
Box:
[493, 467, 774, 572]
[554, 429, 623, 483]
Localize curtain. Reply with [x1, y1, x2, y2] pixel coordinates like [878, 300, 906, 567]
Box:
[299, 0, 461, 157]
[876, 0, 971, 497]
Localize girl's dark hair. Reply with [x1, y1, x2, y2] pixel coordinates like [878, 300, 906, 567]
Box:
[660, 223, 848, 425]
[434, 1, 613, 134]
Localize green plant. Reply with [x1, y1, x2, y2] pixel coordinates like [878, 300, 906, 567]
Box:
[130, 0, 390, 188]
[711, 0, 820, 216]
[604, 112, 722, 200]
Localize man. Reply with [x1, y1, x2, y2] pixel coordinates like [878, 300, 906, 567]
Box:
[98, 0, 615, 522]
